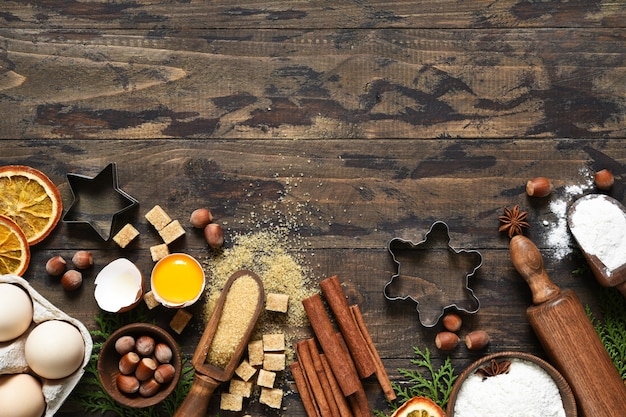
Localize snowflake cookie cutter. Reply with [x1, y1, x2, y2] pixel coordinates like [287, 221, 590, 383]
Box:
[384, 221, 482, 327]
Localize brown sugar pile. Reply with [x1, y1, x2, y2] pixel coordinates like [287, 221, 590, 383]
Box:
[203, 228, 316, 357]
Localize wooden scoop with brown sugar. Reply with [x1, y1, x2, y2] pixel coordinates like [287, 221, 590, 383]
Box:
[173, 270, 264, 417]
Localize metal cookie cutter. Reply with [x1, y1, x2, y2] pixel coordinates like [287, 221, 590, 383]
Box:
[384, 221, 482, 327]
[63, 163, 138, 240]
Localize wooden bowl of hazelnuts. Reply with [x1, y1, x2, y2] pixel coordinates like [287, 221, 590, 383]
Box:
[97, 323, 182, 408]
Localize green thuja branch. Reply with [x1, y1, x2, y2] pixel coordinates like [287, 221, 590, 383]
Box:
[586, 287, 626, 380]
[374, 346, 457, 416]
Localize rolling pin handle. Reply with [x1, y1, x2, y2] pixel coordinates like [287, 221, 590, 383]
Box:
[509, 235, 560, 305]
[173, 373, 219, 417]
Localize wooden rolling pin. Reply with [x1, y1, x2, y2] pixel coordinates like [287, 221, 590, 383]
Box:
[510, 235, 626, 416]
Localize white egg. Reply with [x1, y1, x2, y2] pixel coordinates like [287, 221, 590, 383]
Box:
[25, 320, 85, 380]
[0, 283, 34, 342]
[0, 373, 46, 417]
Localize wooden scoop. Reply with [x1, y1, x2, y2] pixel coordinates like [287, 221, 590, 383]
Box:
[173, 270, 264, 417]
[567, 194, 626, 297]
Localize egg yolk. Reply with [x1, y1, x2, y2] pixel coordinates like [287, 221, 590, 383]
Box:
[152, 254, 205, 305]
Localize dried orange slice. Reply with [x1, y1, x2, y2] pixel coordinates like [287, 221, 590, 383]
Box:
[0, 214, 30, 275]
[391, 396, 446, 417]
[0, 166, 63, 245]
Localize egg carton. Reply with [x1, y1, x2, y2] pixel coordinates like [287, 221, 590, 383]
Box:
[0, 274, 93, 417]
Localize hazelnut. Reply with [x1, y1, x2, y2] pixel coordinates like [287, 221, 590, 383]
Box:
[594, 169, 614, 190]
[135, 357, 158, 381]
[442, 313, 462, 332]
[45, 255, 67, 276]
[154, 363, 176, 384]
[119, 352, 140, 375]
[61, 269, 82, 291]
[135, 335, 155, 356]
[116, 374, 140, 394]
[465, 330, 490, 350]
[115, 335, 136, 355]
[139, 378, 161, 397]
[204, 223, 224, 248]
[526, 177, 552, 197]
[72, 250, 93, 269]
[435, 331, 459, 350]
[154, 343, 173, 364]
[190, 208, 213, 228]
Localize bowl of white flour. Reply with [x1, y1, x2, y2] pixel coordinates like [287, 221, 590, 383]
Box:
[447, 352, 577, 417]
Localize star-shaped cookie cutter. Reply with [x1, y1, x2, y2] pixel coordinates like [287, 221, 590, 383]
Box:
[62, 163, 138, 240]
[384, 221, 482, 327]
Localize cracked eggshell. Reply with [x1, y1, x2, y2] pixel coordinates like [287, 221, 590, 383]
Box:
[0, 275, 92, 417]
[95, 258, 144, 313]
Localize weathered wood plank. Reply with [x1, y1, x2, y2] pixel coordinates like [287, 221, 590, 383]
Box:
[2, 0, 625, 30]
[2, 138, 623, 415]
[1, 28, 625, 139]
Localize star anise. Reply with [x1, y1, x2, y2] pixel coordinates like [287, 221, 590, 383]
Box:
[475, 359, 512, 380]
[498, 205, 529, 238]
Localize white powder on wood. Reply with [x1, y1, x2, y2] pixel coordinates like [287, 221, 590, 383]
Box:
[569, 194, 626, 274]
[454, 359, 566, 417]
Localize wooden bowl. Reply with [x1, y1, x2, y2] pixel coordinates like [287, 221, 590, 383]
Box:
[447, 351, 577, 417]
[97, 323, 182, 408]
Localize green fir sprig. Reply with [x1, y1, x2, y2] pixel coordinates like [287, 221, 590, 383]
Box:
[70, 305, 195, 416]
[586, 287, 626, 380]
[374, 346, 457, 416]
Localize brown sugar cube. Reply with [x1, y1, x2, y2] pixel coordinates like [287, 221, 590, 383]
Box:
[259, 387, 283, 409]
[257, 369, 276, 388]
[248, 340, 264, 366]
[159, 220, 186, 244]
[220, 393, 243, 412]
[143, 291, 160, 310]
[149, 243, 170, 262]
[263, 353, 285, 371]
[266, 293, 289, 313]
[234, 360, 257, 381]
[229, 378, 253, 398]
[169, 309, 192, 334]
[112, 223, 140, 248]
[145, 205, 172, 231]
[262, 333, 285, 352]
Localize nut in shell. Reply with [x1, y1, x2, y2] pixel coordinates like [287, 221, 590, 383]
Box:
[190, 208, 213, 228]
[61, 270, 83, 291]
[526, 177, 552, 197]
[46, 256, 67, 276]
[72, 250, 93, 269]
[594, 169, 614, 190]
[204, 223, 224, 248]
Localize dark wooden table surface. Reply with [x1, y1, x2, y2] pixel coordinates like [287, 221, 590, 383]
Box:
[2, 1, 626, 416]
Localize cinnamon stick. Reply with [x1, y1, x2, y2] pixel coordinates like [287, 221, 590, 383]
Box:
[296, 340, 332, 417]
[349, 304, 396, 401]
[302, 294, 361, 397]
[291, 361, 321, 417]
[307, 338, 341, 417]
[320, 276, 377, 378]
[320, 353, 354, 417]
[335, 332, 371, 417]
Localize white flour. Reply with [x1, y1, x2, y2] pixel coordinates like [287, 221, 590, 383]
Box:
[569, 194, 626, 274]
[540, 166, 593, 262]
[453, 359, 565, 417]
